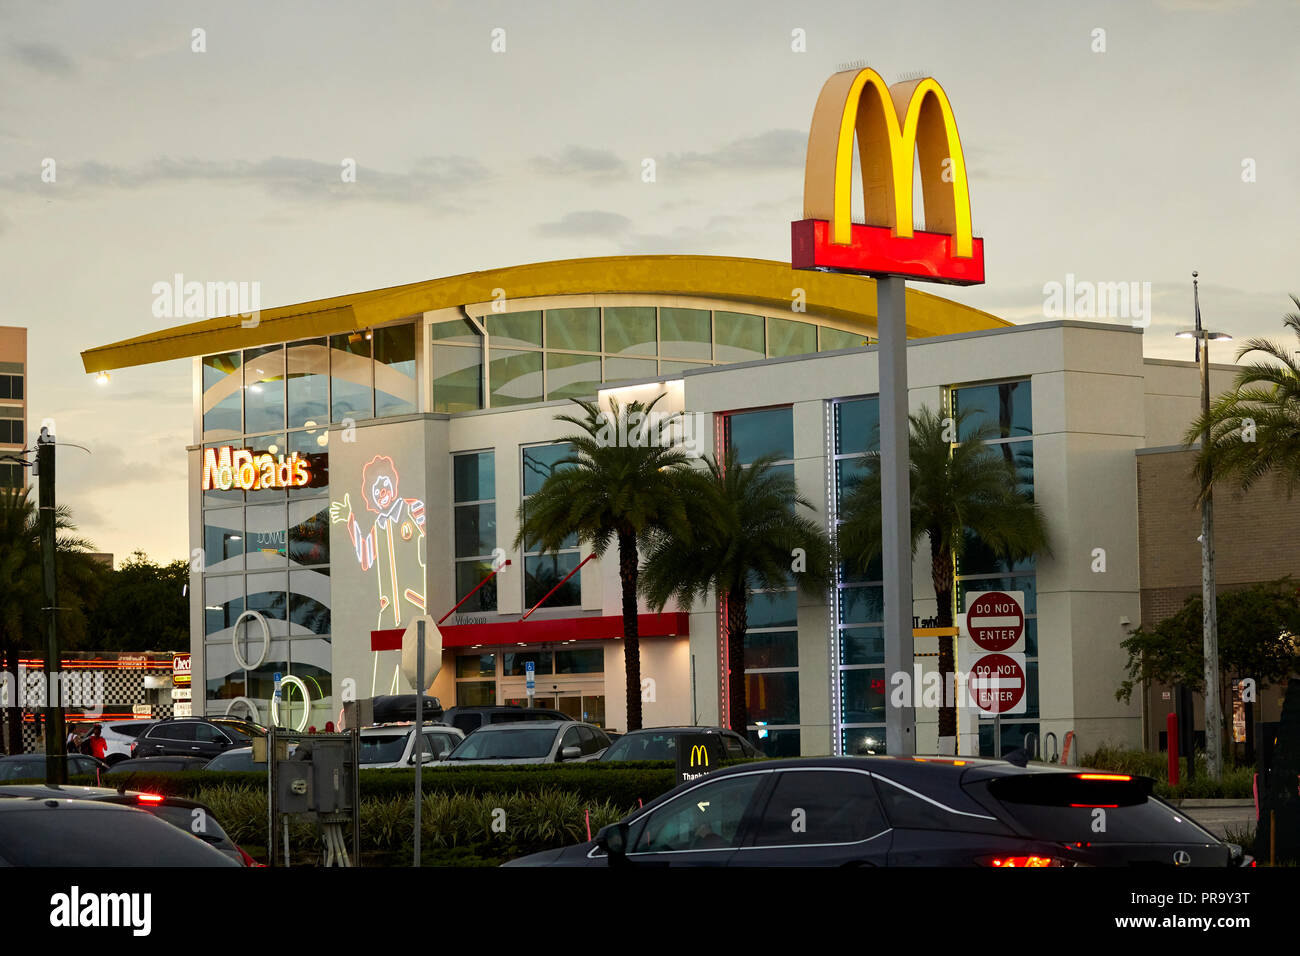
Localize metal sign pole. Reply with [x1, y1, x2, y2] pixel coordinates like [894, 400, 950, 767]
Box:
[413, 618, 424, 868]
[877, 276, 916, 756]
[994, 713, 1002, 759]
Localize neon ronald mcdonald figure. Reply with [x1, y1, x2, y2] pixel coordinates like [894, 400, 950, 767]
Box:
[330, 455, 427, 632]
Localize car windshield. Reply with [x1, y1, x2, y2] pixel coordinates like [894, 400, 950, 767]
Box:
[447, 728, 557, 760]
[360, 733, 408, 764]
[602, 733, 681, 761]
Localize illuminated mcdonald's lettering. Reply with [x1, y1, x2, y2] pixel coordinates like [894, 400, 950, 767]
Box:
[690, 744, 710, 768]
[201, 445, 314, 491]
[792, 67, 986, 286]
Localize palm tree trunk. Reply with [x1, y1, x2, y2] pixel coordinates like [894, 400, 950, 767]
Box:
[726, 586, 749, 735]
[931, 536, 957, 741]
[618, 529, 643, 733]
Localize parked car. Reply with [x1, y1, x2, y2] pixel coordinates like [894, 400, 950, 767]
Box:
[359, 722, 465, 768]
[599, 726, 762, 763]
[0, 796, 239, 866]
[106, 756, 212, 775]
[131, 717, 255, 759]
[97, 719, 158, 764]
[0, 783, 259, 866]
[441, 721, 609, 766]
[0, 753, 108, 782]
[440, 705, 572, 736]
[505, 756, 1252, 867]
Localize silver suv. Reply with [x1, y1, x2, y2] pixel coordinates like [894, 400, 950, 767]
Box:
[440, 721, 610, 766]
[358, 723, 465, 769]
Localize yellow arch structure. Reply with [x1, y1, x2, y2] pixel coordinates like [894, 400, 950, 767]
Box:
[803, 68, 974, 257]
[81, 255, 1007, 373]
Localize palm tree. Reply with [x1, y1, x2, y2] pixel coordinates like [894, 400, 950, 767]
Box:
[514, 395, 695, 732]
[1187, 296, 1300, 498]
[837, 406, 1050, 745]
[0, 487, 103, 753]
[640, 450, 832, 735]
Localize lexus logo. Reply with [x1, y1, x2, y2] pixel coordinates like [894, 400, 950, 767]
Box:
[1173, 850, 1192, 866]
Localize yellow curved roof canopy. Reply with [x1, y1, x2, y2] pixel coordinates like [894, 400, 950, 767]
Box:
[80, 255, 1010, 373]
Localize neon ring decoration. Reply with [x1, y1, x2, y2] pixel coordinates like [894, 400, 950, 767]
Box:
[225, 696, 261, 724]
[231, 609, 271, 670]
[270, 675, 312, 732]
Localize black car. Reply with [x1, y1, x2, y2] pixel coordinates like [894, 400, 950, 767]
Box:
[372, 694, 444, 723]
[0, 784, 257, 865]
[505, 756, 1250, 867]
[0, 797, 239, 866]
[106, 756, 213, 775]
[599, 726, 762, 763]
[131, 717, 255, 759]
[0, 753, 109, 782]
[440, 705, 572, 736]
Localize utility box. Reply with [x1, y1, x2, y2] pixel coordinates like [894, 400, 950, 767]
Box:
[310, 739, 355, 814]
[341, 698, 374, 731]
[278, 761, 313, 814]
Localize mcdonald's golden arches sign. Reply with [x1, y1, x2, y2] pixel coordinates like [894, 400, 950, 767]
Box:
[792, 67, 986, 286]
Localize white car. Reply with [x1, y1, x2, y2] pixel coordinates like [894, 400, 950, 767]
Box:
[439, 721, 610, 766]
[94, 720, 157, 765]
[359, 723, 465, 769]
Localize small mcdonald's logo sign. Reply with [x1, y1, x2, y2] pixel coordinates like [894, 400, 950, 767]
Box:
[677, 734, 716, 784]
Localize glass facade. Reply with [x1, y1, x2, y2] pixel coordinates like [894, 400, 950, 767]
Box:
[952, 379, 1038, 756]
[429, 306, 873, 411]
[723, 407, 800, 757]
[453, 451, 497, 613]
[521, 442, 581, 610]
[831, 396, 886, 756]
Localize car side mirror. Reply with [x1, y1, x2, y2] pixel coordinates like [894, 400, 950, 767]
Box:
[596, 822, 629, 862]
[560, 745, 581, 761]
[437, 750, 450, 760]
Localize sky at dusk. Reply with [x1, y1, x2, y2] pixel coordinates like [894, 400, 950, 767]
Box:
[1, 0, 1296, 563]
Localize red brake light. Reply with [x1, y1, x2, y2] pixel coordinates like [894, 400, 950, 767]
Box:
[136, 793, 165, 804]
[1076, 773, 1131, 781]
[980, 855, 1060, 867]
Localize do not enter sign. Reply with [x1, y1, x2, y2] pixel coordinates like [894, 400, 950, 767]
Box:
[964, 591, 1025, 652]
[968, 652, 1027, 716]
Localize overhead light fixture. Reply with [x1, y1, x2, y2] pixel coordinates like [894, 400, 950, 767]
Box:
[95, 371, 110, 385]
[316, 434, 328, 447]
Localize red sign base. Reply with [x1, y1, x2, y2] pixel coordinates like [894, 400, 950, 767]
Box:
[791, 219, 985, 286]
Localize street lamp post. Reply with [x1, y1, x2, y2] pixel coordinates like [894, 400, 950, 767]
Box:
[1176, 271, 1230, 781]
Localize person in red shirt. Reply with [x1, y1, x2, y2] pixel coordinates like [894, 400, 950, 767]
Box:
[85, 725, 108, 761]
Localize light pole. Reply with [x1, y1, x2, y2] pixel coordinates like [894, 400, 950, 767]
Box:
[1176, 271, 1231, 781]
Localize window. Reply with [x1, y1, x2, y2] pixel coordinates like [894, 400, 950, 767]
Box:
[754, 770, 887, 845]
[875, 778, 1007, 834]
[243, 345, 286, 434]
[433, 319, 483, 412]
[820, 327, 872, 351]
[374, 324, 418, 416]
[0, 406, 24, 445]
[633, 773, 765, 853]
[453, 451, 497, 613]
[193, 723, 226, 743]
[521, 443, 581, 609]
[0, 374, 23, 400]
[329, 332, 373, 422]
[203, 352, 242, 439]
[767, 317, 816, 358]
[159, 723, 196, 742]
[714, 312, 764, 363]
[286, 338, 329, 429]
[560, 726, 582, 754]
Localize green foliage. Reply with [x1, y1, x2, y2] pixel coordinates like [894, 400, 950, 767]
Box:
[86, 550, 189, 652]
[1186, 296, 1300, 498]
[1116, 578, 1300, 702]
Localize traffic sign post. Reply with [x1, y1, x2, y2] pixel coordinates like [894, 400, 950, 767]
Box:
[525, 660, 535, 708]
[960, 591, 1026, 757]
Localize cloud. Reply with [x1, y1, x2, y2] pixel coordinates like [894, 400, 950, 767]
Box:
[533, 209, 633, 238]
[0, 154, 491, 209]
[665, 129, 806, 176]
[534, 146, 626, 180]
[9, 41, 76, 77]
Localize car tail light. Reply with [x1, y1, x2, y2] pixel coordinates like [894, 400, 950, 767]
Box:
[978, 855, 1063, 867]
[137, 793, 165, 804]
[1076, 773, 1131, 781]
[236, 845, 264, 867]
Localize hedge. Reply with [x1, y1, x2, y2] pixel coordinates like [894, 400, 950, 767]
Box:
[60, 760, 689, 809]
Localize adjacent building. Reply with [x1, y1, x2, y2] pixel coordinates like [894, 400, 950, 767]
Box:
[0, 326, 26, 490]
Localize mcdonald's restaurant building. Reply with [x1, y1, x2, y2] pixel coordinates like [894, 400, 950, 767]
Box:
[82, 255, 1235, 758]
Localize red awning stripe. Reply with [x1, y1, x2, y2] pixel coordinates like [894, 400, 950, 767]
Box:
[369, 612, 689, 652]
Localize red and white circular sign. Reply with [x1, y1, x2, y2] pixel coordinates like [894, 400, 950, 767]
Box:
[966, 591, 1024, 652]
[969, 653, 1026, 714]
